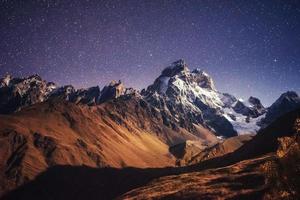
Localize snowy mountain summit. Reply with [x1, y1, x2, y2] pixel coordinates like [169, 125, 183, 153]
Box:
[146, 59, 216, 95]
[143, 59, 266, 136]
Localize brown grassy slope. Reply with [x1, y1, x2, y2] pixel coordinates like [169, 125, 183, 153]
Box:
[187, 134, 254, 165]
[169, 135, 254, 166]
[118, 111, 300, 200]
[119, 155, 273, 200]
[118, 109, 300, 200]
[98, 95, 218, 146]
[0, 99, 178, 196]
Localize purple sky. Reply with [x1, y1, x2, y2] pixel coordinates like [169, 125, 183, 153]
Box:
[0, 0, 300, 105]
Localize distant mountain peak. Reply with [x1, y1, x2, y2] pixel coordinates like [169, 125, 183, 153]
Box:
[278, 91, 299, 100]
[248, 96, 264, 110]
[260, 91, 300, 127]
[270, 91, 300, 109]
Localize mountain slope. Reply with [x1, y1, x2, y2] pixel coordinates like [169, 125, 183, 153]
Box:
[170, 134, 254, 166]
[118, 109, 300, 200]
[119, 155, 272, 200]
[0, 98, 179, 196]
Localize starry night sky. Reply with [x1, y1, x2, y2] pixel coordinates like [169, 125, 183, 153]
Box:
[0, 0, 299, 105]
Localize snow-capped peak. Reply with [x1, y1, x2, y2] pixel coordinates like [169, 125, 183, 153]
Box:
[143, 60, 267, 136]
[145, 60, 217, 96]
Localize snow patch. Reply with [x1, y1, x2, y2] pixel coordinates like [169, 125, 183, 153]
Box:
[223, 107, 265, 135]
[158, 76, 170, 94]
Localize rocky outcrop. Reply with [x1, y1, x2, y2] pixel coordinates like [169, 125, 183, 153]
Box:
[0, 74, 57, 114]
[69, 86, 101, 105]
[249, 96, 264, 111]
[4, 131, 28, 184]
[0, 130, 28, 196]
[33, 133, 57, 166]
[98, 80, 137, 103]
[233, 97, 266, 118]
[49, 85, 76, 100]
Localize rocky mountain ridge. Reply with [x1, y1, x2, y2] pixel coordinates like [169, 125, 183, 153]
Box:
[1, 60, 300, 138]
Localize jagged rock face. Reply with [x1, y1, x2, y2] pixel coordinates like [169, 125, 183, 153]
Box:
[261, 91, 300, 127]
[190, 68, 216, 90]
[221, 93, 237, 107]
[248, 96, 266, 117]
[233, 100, 252, 116]
[0, 75, 57, 114]
[233, 97, 266, 118]
[161, 59, 189, 77]
[98, 80, 137, 103]
[3, 130, 28, 187]
[99, 80, 125, 103]
[249, 96, 264, 110]
[69, 86, 101, 105]
[49, 85, 76, 100]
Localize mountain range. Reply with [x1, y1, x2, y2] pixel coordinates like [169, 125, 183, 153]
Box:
[1, 60, 299, 137]
[0, 60, 300, 199]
